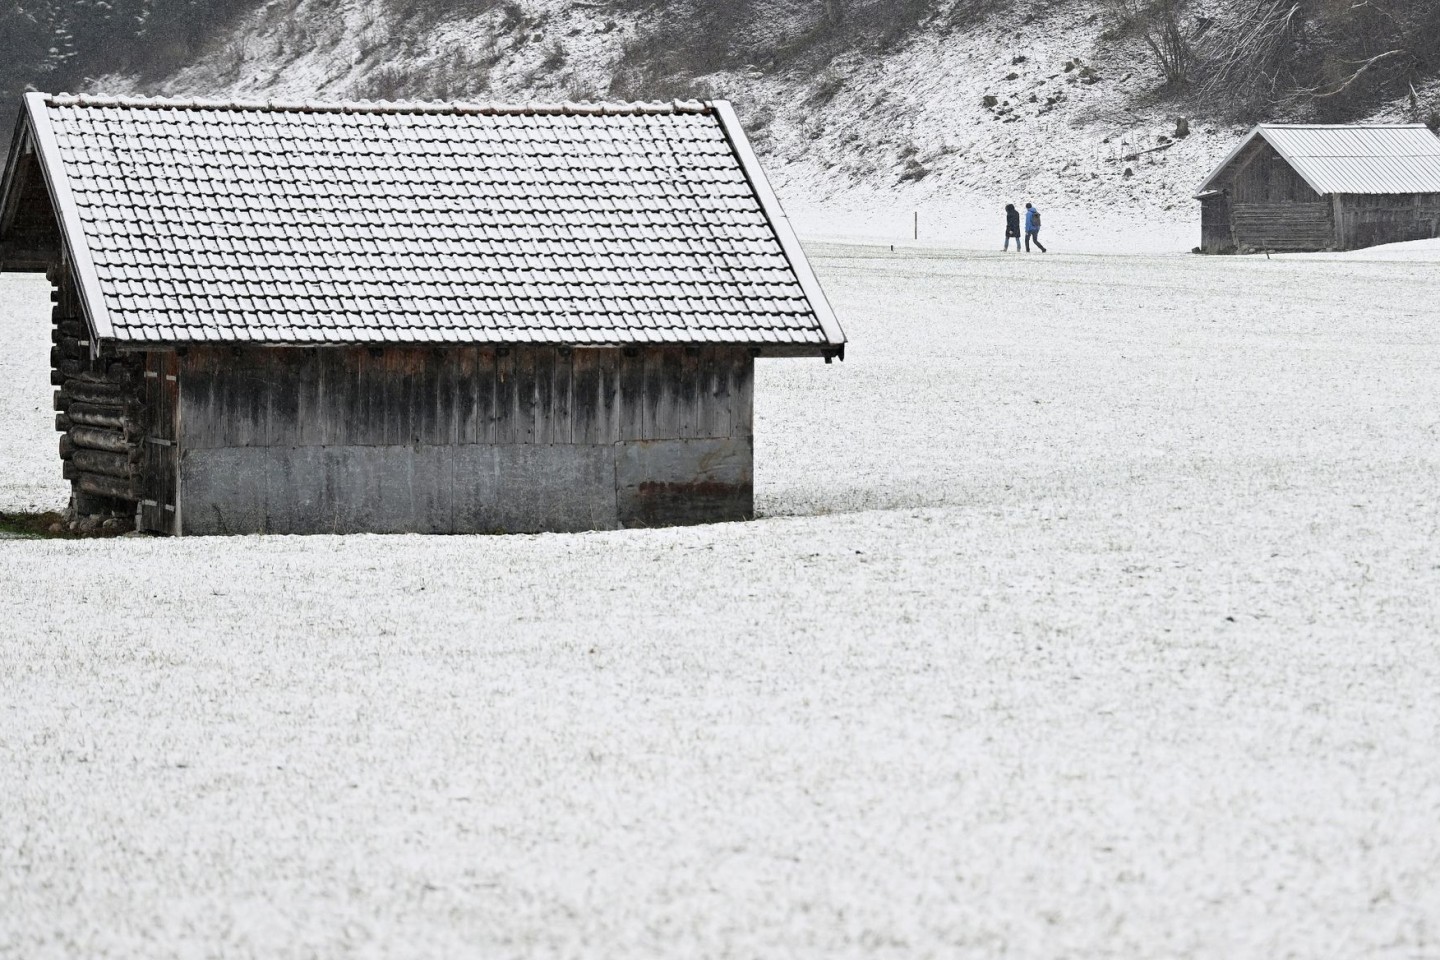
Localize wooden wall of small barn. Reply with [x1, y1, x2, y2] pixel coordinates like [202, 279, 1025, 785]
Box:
[1206, 139, 1336, 252]
[1229, 141, 1322, 205]
[172, 345, 754, 535]
[1334, 194, 1440, 250]
[1199, 194, 1233, 253]
[0, 150, 62, 271]
[1230, 202, 1335, 252]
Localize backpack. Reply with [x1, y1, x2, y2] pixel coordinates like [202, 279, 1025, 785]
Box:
[1032, 210, 1041, 229]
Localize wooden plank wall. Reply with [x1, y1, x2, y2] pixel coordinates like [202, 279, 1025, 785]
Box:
[1200, 194, 1233, 253]
[176, 345, 755, 535]
[0, 150, 62, 272]
[180, 346, 751, 448]
[1334, 193, 1440, 250]
[138, 353, 178, 534]
[1231, 202, 1335, 252]
[1204, 140, 1335, 253]
[1229, 142, 1322, 204]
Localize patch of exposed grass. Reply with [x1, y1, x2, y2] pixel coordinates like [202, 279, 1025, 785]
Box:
[0, 511, 132, 539]
[0, 511, 65, 539]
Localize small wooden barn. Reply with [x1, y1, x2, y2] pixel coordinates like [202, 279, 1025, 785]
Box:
[1195, 124, 1440, 253]
[0, 93, 845, 535]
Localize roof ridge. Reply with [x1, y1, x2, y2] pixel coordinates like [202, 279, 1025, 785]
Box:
[42, 93, 713, 117]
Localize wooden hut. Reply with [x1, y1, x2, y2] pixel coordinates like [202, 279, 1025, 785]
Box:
[0, 93, 846, 535]
[1195, 124, 1440, 253]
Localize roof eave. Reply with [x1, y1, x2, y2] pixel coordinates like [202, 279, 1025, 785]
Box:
[711, 100, 846, 358]
[23, 92, 115, 344]
[1193, 125, 1263, 196]
[110, 339, 840, 358]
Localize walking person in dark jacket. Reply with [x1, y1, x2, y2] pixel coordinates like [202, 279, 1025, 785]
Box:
[1024, 202, 1047, 252]
[1004, 203, 1021, 252]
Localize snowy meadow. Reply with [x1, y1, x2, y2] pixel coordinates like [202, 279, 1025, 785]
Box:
[3, 244, 1439, 957]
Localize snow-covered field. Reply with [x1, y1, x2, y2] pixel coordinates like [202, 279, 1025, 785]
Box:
[3, 244, 1440, 958]
[786, 200, 1196, 253]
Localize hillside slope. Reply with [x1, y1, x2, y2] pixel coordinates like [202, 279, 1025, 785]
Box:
[15, 0, 1440, 245]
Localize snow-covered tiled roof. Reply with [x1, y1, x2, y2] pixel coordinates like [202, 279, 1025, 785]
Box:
[1195, 124, 1440, 197]
[7, 93, 843, 353]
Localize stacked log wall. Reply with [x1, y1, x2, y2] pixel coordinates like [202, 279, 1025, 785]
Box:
[48, 263, 145, 531]
[1230, 202, 1335, 252]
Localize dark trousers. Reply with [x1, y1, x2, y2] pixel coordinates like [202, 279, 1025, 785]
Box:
[1025, 230, 1046, 252]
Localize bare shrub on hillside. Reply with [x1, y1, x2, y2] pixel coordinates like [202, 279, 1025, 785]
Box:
[1103, 0, 1202, 87]
[605, 0, 935, 103]
[351, 64, 408, 101]
[1198, 0, 1303, 108]
[388, 0, 517, 31]
[219, 37, 255, 81]
[350, 46, 492, 102]
[943, 0, 1015, 26]
[540, 40, 566, 71]
[807, 70, 846, 106]
[609, 64, 721, 104]
[1188, 0, 1440, 118]
[565, 78, 604, 102]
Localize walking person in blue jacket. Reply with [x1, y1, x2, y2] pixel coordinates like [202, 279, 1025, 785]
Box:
[1004, 203, 1022, 252]
[1024, 202, 1047, 252]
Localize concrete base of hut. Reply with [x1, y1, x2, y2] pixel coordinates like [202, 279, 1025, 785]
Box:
[179, 437, 752, 536]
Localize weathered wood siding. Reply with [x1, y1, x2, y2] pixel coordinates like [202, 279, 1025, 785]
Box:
[1231, 201, 1335, 252]
[1202, 140, 1336, 253]
[1229, 141, 1323, 204]
[0, 150, 61, 271]
[175, 345, 754, 535]
[1334, 193, 1440, 251]
[138, 352, 179, 534]
[1199, 194, 1233, 253]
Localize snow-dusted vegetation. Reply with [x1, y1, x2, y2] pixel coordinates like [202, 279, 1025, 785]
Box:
[5, 0, 1440, 230]
[4, 243, 1439, 956]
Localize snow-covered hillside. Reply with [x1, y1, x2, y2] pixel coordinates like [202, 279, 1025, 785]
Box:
[77, 0, 1251, 237]
[4, 0, 1431, 240]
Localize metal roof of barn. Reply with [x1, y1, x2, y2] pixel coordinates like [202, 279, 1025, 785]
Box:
[1194, 124, 1440, 197]
[0, 93, 844, 356]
